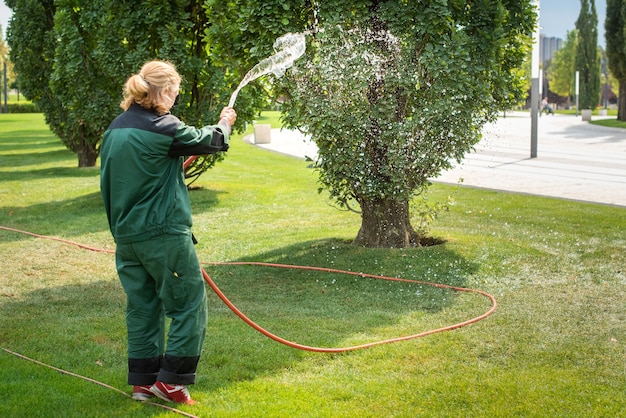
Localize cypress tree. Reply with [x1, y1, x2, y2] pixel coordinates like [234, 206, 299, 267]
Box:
[606, 0, 626, 120]
[575, 0, 601, 110]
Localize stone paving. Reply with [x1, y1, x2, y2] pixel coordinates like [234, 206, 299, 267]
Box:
[245, 112, 626, 208]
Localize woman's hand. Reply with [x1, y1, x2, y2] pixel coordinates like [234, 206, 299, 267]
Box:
[219, 107, 237, 127]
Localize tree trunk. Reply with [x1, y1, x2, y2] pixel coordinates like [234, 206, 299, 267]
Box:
[77, 143, 98, 167]
[618, 80, 626, 121]
[353, 197, 420, 248]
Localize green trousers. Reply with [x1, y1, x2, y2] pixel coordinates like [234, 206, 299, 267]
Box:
[115, 233, 207, 385]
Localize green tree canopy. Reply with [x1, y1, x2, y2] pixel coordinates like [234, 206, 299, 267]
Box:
[606, 0, 626, 120]
[575, 0, 601, 110]
[548, 29, 578, 101]
[0, 22, 14, 110]
[7, 0, 536, 248]
[277, 0, 535, 247]
[6, 0, 273, 169]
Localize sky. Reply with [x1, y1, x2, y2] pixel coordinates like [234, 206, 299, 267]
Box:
[541, 0, 607, 47]
[1, 1, 10, 38]
[0, 1, 609, 46]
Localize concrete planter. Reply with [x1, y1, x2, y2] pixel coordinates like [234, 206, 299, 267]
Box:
[581, 109, 592, 121]
[254, 124, 272, 144]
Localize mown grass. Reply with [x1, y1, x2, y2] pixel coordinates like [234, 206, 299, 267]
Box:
[555, 108, 626, 129]
[3, 92, 31, 104]
[590, 117, 626, 129]
[0, 113, 624, 417]
[554, 108, 616, 116]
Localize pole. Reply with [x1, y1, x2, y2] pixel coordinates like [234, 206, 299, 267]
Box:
[530, 0, 540, 159]
[575, 71, 579, 117]
[602, 54, 608, 110]
[3, 62, 7, 114]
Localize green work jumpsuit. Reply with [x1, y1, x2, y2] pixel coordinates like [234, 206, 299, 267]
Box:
[100, 102, 230, 385]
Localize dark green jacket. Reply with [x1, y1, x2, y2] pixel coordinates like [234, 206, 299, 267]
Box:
[100, 103, 229, 244]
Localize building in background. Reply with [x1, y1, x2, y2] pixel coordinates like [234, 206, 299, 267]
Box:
[540, 35, 562, 64]
[538, 35, 563, 107]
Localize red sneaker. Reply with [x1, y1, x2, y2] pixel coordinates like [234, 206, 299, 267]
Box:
[132, 385, 155, 401]
[150, 381, 197, 405]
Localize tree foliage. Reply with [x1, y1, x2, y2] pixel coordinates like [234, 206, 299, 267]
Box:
[606, 0, 626, 120]
[6, 0, 536, 248]
[5, 0, 58, 122]
[277, 0, 535, 247]
[549, 29, 578, 101]
[0, 22, 15, 106]
[575, 0, 601, 110]
[6, 0, 270, 169]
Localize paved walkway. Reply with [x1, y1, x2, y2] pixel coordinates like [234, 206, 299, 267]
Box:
[245, 112, 626, 208]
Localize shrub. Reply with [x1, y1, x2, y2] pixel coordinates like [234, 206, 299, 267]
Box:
[7, 102, 39, 113]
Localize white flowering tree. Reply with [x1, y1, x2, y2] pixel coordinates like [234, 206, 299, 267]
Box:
[278, 1, 535, 247]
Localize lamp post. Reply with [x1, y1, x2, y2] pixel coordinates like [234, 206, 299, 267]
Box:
[530, 0, 540, 159]
[575, 70, 579, 117]
[3, 61, 7, 114]
[604, 72, 608, 110]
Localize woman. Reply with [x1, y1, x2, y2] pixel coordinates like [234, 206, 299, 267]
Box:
[100, 60, 236, 404]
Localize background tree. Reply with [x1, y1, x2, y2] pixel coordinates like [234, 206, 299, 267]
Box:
[7, 0, 536, 248]
[548, 29, 578, 106]
[6, 0, 58, 124]
[192, 0, 311, 182]
[575, 0, 601, 110]
[606, 0, 626, 120]
[6, 0, 272, 169]
[0, 24, 5, 57]
[0, 23, 12, 112]
[277, 0, 535, 247]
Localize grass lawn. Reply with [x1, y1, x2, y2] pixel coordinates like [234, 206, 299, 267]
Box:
[0, 113, 624, 417]
[4, 92, 30, 104]
[590, 118, 626, 129]
[519, 106, 626, 129]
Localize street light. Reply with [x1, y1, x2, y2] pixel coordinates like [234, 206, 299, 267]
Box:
[530, 0, 540, 159]
[3, 61, 7, 114]
[575, 70, 579, 117]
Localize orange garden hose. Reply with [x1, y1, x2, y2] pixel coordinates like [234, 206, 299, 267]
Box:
[184, 155, 198, 170]
[0, 225, 497, 352]
[203, 262, 497, 352]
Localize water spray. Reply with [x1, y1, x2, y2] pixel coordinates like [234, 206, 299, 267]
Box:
[184, 32, 307, 171]
[228, 32, 306, 108]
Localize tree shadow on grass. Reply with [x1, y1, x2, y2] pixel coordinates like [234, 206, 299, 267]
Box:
[0, 150, 77, 169]
[0, 187, 226, 245]
[0, 129, 77, 168]
[0, 228, 488, 410]
[0, 278, 197, 416]
[0, 281, 285, 414]
[0, 163, 100, 178]
[198, 238, 484, 388]
[0, 131, 64, 148]
[0, 192, 111, 242]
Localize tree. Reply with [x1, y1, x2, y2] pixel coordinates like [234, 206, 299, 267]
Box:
[606, 0, 626, 120]
[188, 0, 311, 182]
[5, 0, 58, 126]
[548, 29, 578, 105]
[0, 22, 13, 112]
[6, 0, 269, 168]
[0, 24, 5, 56]
[575, 0, 601, 110]
[0, 47, 16, 105]
[277, 1, 535, 248]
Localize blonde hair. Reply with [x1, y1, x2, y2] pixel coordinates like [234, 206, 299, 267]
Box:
[120, 60, 182, 114]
